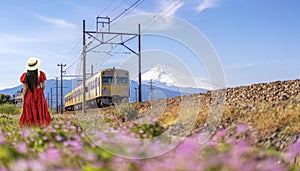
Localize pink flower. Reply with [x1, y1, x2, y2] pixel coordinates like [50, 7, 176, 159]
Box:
[0, 135, 6, 144]
[16, 142, 27, 153]
[47, 148, 61, 162]
[55, 135, 63, 141]
[285, 140, 300, 163]
[128, 123, 134, 129]
[70, 125, 77, 131]
[0, 167, 8, 171]
[236, 124, 248, 133]
[10, 159, 46, 171]
[260, 159, 285, 171]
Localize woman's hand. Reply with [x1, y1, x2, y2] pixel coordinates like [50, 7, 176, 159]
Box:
[22, 84, 27, 101]
[42, 82, 46, 91]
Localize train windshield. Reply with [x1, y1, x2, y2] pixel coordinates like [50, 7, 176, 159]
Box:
[116, 77, 128, 84]
[102, 77, 114, 84]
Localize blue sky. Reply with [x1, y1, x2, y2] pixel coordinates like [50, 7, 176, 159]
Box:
[0, 0, 299, 90]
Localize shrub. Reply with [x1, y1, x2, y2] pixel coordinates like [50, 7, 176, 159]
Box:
[0, 94, 10, 104]
[0, 104, 21, 115]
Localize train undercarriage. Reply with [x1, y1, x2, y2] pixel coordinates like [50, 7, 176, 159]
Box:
[64, 96, 128, 111]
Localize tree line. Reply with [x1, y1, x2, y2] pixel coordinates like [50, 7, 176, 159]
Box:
[0, 94, 12, 104]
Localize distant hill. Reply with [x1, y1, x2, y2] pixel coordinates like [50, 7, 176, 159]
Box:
[0, 85, 23, 97]
[0, 79, 73, 107]
[130, 81, 206, 102]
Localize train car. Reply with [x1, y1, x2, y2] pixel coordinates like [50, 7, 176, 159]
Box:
[65, 68, 130, 111]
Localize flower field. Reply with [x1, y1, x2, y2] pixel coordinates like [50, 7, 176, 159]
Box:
[0, 96, 300, 171]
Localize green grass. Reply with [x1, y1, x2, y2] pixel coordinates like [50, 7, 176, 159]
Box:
[0, 104, 21, 115]
[48, 108, 58, 114]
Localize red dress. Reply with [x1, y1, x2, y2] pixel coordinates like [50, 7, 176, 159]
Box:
[20, 71, 51, 126]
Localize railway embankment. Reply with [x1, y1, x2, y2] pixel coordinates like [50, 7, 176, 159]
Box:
[126, 79, 300, 150]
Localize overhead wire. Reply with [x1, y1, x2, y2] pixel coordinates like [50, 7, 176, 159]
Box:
[142, 0, 184, 32]
[110, 0, 144, 23]
[107, 0, 128, 17]
[82, 0, 138, 69]
[98, 0, 183, 70]
[65, 0, 148, 73]
[63, 1, 123, 74]
[97, 0, 144, 68]
[98, 0, 118, 16]
[104, 0, 182, 56]
[63, 0, 181, 73]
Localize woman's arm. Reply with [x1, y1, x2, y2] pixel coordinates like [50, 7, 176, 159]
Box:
[22, 84, 27, 100]
[41, 81, 46, 91]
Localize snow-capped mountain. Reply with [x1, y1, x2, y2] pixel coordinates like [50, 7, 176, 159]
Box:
[141, 64, 178, 87]
[140, 64, 213, 91]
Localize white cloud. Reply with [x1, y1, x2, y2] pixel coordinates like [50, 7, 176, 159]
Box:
[127, 0, 184, 16]
[135, 0, 184, 31]
[230, 63, 257, 68]
[36, 15, 78, 29]
[196, 0, 220, 13]
[230, 60, 280, 69]
[0, 33, 36, 44]
[0, 33, 37, 55]
[159, 0, 184, 16]
[111, 0, 185, 32]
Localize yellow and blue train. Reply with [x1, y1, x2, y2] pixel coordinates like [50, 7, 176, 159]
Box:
[64, 68, 130, 111]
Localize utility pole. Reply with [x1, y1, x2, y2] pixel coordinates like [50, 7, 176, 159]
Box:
[91, 65, 94, 76]
[55, 77, 59, 114]
[47, 92, 50, 106]
[83, 20, 87, 113]
[138, 23, 142, 102]
[50, 87, 53, 109]
[148, 79, 154, 101]
[57, 63, 66, 114]
[134, 87, 138, 102]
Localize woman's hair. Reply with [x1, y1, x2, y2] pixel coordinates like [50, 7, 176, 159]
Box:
[26, 69, 38, 92]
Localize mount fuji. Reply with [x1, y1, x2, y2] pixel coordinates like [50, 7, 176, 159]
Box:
[130, 64, 210, 102]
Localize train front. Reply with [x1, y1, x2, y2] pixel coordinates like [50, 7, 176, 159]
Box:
[100, 68, 130, 105]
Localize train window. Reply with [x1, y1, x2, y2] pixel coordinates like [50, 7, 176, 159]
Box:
[102, 77, 114, 84]
[116, 77, 128, 84]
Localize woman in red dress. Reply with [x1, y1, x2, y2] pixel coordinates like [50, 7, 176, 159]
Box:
[20, 57, 51, 126]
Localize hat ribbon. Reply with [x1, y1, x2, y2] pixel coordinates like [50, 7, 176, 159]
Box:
[28, 60, 38, 67]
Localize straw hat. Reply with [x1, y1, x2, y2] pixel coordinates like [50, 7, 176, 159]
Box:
[26, 57, 41, 71]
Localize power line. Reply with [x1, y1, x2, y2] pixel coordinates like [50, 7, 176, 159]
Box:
[107, 0, 128, 17]
[143, 0, 184, 32]
[91, 50, 132, 55]
[111, 0, 144, 23]
[93, 0, 145, 69]
[109, 0, 182, 69]
[103, 0, 180, 57]
[97, 0, 182, 71]
[157, 0, 180, 14]
[65, 55, 81, 72]
[63, 1, 125, 74]
[98, 0, 118, 16]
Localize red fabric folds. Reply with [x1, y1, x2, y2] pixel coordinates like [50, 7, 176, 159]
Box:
[20, 71, 51, 126]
